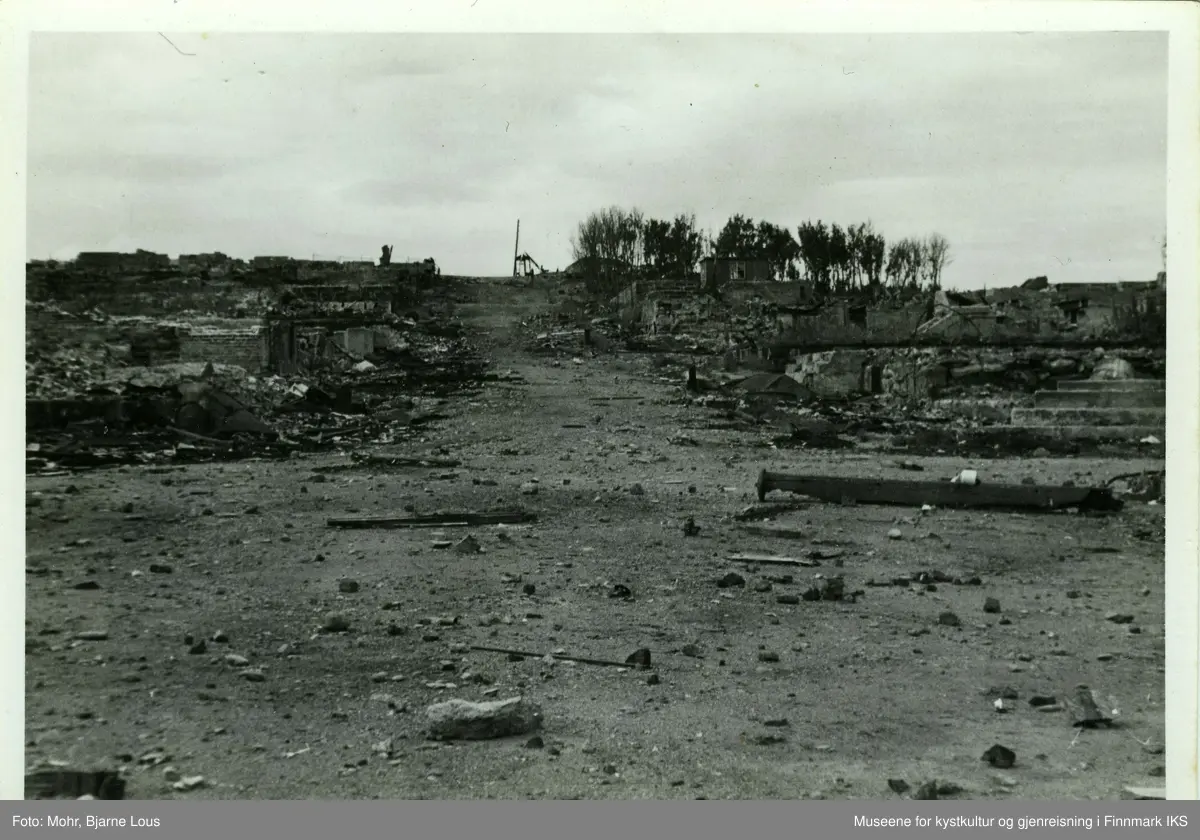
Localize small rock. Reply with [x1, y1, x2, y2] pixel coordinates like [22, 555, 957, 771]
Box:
[525, 735, 544, 749]
[625, 648, 652, 668]
[912, 781, 939, 800]
[608, 584, 633, 599]
[681, 643, 701, 658]
[172, 775, 206, 792]
[983, 597, 1001, 614]
[321, 614, 351, 633]
[757, 651, 780, 663]
[241, 670, 266, 682]
[629, 483, 645, 495]
[72, 581, 102, 591]
[522, 583, 536, 596]
[887, 528, 902, 540]
[74, 631, 108, 641]
[777, 594, 800, 605]
[453, 536, 481, 554]
[520, 482, 539, 495]
[682, 517, 700, 537]
[149, 564, 173, 574]
[224, 654, 249, 667]
[938, 611, 961, 627]
[211, 631, 229, 643]
[338, 580, 360, 593]
[646, 673, 660, 686]
[716, 572, 745, 589]
[887, 779, 910, 795]
[188, 641, 207, 655]
[1105, 612, 1134, 624]
[982, 744, 1016, 769]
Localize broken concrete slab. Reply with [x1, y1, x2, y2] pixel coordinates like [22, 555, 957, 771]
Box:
[327, 511, 536, 529]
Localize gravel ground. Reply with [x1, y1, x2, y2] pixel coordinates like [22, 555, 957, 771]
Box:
[24, 334, 1166, 800]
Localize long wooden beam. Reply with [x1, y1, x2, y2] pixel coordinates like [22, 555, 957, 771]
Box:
[756, 470, 1122, 512]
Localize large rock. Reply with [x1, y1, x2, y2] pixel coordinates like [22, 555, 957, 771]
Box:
[425, 696, 543, 741]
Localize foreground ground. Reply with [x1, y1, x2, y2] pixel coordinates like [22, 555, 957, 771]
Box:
[24, 333, 1167, 800]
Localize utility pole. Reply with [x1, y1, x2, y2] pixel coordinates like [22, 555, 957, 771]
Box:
[513, 220, 521, 278]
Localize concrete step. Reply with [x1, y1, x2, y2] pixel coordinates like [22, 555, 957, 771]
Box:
[1010, 407, 1165, 427]
[1034, 389, 1165, 408]
[1056, 379, 1165, 392]
[993, 424, 1165, 442]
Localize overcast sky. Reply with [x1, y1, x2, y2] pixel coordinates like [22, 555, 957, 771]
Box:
[27, 31, 1166, 289]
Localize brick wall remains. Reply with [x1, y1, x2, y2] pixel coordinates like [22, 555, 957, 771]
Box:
[177, 328, 268, 372]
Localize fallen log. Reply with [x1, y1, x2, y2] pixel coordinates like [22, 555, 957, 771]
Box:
[469, 645, 651, 669]
[755, 470, 1123, 512]
[326, 511, 536, 529]
[728, 552, 819, 567]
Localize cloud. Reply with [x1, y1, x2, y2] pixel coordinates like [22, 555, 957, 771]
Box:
[26, 32, 1167, 287]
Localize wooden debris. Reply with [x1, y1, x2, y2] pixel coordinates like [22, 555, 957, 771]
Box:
[756, 470, 1123, 512]
[327, 511, 536, 529]
[469, 645, 652, 670]
[733, 502, 810, 521]
[727, 552, 819, 567]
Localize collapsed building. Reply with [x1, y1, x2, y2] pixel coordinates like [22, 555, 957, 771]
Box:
[24, 251, 481, 472]
[607, 266, 1167, 447]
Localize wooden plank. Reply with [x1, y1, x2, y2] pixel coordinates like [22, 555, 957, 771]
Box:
[728, 553, 819, 567]
[469, 645, 650, 669]
[756, 470, 1122, 512]
[327, 511, 536, 529]
[1122, 785, 1166, 800]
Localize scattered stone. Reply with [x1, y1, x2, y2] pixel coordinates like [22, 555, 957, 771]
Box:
[716, 572, 746, 589]
[646, 673, 661, 686]
[681, 644, 702, 658]
[629, 483, 645, 495]
[983, 597, 1001, 614]
[912, 781, 939, 800]
[887, 779, 910, 795]
[321, 614, 351, 633]
[338, 580, 360, 593]
[211, 631, 229, 643]
[149, 564, 173, 574]
[72, 581, 101, 591]
[938, 611, 961, 627]
[454, 536, 482, 554]
[887, 528, 902, 540]
[682, 517, 700, 537]
[608, 584, 633, 599]
[625, 648, 652, 668]
[1105, 612, 1134, 625]
[187, 641, 207, 655]
[1029, 695, 1057, 708]
[425, 696, 542, 741]
[763, 718, 789, 727]
[524, 735, 544, 749]
[522, 583, 536, 596]
[241, 670, 266, 682]
[757, 651, 780, 663]
[223, 654, 249, 667]
[519, 483, 539, 495]
[172, 776, 206, 792]
[981, 744, 1016, 769]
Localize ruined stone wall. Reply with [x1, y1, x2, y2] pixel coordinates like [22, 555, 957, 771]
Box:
[176, 328, 269, 373]
[787, 345, 1166, 402]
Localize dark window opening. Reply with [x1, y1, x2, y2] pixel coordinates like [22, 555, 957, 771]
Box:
[869, 365, 884, 394]
[848, 306, 867, 327]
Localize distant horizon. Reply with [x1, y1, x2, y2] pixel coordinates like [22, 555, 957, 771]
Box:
[28, 33, 1167, 289]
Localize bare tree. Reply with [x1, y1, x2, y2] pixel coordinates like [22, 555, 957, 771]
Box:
[924, 233, 952, 289]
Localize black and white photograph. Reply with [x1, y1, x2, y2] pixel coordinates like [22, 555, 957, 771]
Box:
[9, 2, 1196, 804]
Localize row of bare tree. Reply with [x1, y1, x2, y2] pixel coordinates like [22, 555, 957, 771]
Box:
[570, 206, 953, 296]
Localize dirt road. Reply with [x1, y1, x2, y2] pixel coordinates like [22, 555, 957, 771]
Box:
[24, 336, 1166, 800]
